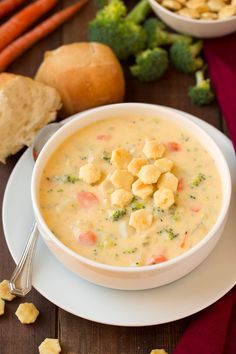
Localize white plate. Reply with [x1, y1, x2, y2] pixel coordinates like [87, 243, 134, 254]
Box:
[2, 109, 236, 327]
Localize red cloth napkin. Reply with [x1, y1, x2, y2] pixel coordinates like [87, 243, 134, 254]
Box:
[203, 34, 236, 152]
[173, 35, 236, 354]
[173, 286, 236, 354]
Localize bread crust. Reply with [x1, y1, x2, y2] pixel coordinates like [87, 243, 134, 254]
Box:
[35, 42, 125, 115]
[0, 73, 16, 87]
[0, 73, 61, 163]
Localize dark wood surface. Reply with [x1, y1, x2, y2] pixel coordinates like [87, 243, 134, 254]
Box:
[0, 1, 226, 353]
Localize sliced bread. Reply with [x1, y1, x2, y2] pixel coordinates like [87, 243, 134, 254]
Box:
[0, 73, 62, 163]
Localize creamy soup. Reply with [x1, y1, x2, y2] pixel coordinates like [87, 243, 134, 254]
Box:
[39, 116, 222, 267]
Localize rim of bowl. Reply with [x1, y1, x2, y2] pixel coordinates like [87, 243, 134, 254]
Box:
[31, 103, 232, 273]
[149, 0, 236, 24]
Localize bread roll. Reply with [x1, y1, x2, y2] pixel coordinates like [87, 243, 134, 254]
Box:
[35, 42, 125, 115]
[0, 73, 61, 163]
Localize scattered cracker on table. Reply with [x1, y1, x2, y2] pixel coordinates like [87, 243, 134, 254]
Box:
[38, 338, 61, 354]
[150, 349, 168, 354]
[0, 298, 5, 316]
[0, 280, 16, 301]
[15, 302, 39, 324]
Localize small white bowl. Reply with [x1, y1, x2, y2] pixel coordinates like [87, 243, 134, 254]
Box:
[148, 0, 236, 38]
[31, 103, 231, 290]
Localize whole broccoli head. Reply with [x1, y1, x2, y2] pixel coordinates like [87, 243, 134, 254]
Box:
[89, 20, 146, 60]
[96, 0, 126, 20]
[88, 0, 150, 60]
[145, 18, 192, 48]
[170, 40, 204, 74]
[130, 47, 169, 82]
[188, 70, 215, 106]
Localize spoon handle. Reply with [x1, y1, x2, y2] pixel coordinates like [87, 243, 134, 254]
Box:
[9, 223, 39, 297]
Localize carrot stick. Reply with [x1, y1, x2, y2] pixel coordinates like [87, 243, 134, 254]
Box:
[0, 0, 58, 52]
[0, 0, 88, 72]
[0, 0, 27, 19]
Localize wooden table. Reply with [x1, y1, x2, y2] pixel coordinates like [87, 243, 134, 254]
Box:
[0, 1, 228, 353]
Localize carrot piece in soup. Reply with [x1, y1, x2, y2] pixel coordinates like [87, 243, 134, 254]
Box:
[76, 191, 99, 209]
[166, 142, 181, 151]
[177, 178, 183, 191]
[96, 134, 111, 141]
[146, 255, 167, 265]
[190, 206, 201, 212]
[77, 231, 97, 246]
[180, 231, 188, 248]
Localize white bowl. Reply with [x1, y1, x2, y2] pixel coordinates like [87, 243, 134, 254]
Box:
[31, 103, 231, 290]
[148, 0, 236, 38]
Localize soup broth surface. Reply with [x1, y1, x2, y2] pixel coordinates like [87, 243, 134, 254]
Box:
[39, 116, 222, 267]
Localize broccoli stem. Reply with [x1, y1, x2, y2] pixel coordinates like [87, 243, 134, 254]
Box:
[195, 70, 204, 86]
[168, 33, 191, 44]
[195, 58, 204, 71]
[126, 0, 151, 24]
[158, 32, 187, 45]
[190, 40, 203, 57]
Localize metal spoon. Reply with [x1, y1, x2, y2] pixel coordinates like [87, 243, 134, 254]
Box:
[9, 120, 66, 296]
